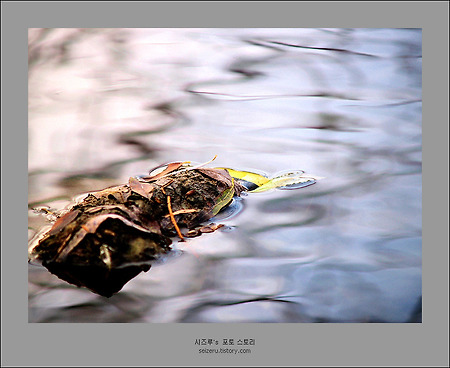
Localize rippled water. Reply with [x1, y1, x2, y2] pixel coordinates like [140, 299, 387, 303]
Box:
[28, 28, 422, 323]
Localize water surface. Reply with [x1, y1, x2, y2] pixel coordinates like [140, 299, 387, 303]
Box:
[28, 28, 422, 323]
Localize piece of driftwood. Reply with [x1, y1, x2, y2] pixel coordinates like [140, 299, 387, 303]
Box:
[29, 160, 320, 297]
[29, 168, 245, 297]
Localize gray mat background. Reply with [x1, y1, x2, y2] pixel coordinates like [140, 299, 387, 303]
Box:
[2, 1, 449, 366]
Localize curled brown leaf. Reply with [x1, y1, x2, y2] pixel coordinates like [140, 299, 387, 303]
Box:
[128, 177, 154, 199]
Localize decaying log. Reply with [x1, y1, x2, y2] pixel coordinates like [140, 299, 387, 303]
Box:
[29, 168, 245, 297]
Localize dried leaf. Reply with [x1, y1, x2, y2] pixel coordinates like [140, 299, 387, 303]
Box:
[48, 209, 80, 236]
[197, 168, 232, 186]
[128, 177, 154, 199]
[55, 213, 169, 262]
[199, 223, 224, 233]
[184, 229, 201, 238]
[91, 185, 128, 201]
[143, 162, 185, 181]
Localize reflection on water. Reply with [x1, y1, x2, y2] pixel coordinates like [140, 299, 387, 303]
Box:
[28, 28, 422, 323]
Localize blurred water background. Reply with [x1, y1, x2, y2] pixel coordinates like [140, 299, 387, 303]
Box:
[28, 28, 422, 323]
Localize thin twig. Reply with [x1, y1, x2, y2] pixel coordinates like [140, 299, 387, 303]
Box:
[167, 195, 185, 242]
[164, 208, 199, 217]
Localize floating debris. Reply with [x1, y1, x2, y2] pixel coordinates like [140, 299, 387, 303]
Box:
[28, 158, 321, 297]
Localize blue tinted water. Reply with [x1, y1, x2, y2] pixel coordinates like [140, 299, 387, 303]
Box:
[28, 28, 422, 323]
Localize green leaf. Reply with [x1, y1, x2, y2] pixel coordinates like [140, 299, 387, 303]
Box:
[212, 178, 236, 216]
[249, 170, 318, 193]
